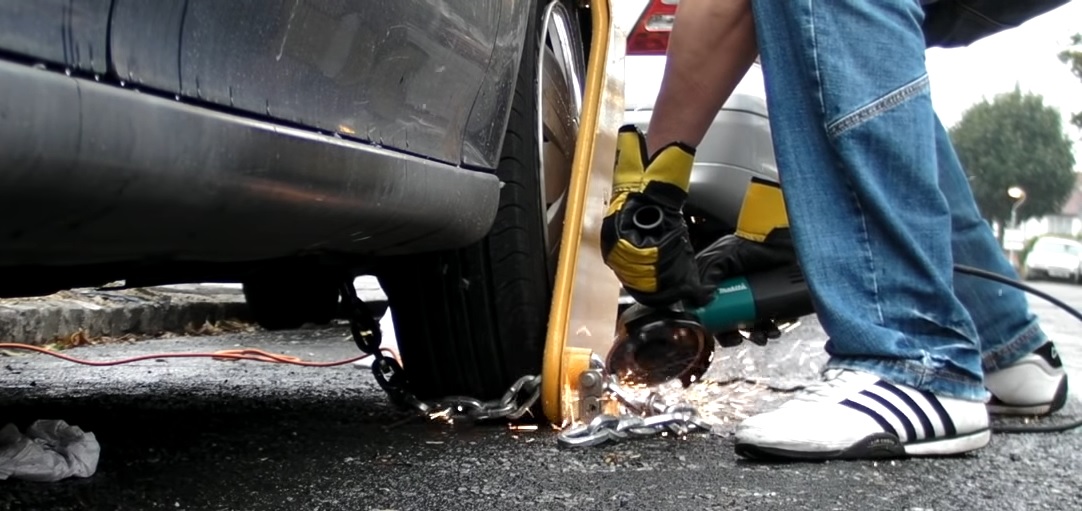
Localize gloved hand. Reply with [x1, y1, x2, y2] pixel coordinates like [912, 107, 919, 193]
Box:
[696, 178, 799, 348]
[696, 177, 795, 286]
[601, 125, 711, 308]
[714, 319, 784, 348]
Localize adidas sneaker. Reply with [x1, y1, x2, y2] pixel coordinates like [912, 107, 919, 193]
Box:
[735, 369, 991, 460]
[985, 341, 1069, 416]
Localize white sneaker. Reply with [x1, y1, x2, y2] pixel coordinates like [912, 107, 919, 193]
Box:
[985, 341, 1068, 416]
[735, 369, 991, 460]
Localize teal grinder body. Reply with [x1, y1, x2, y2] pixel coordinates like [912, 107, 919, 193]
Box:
[691, 264, 815, 335]
[607, 263, 816, 387]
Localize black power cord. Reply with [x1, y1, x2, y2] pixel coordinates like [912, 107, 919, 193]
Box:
[954, 264, 1082, 434]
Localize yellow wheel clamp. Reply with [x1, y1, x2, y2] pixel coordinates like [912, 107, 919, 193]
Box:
[541, 0, 647, 427]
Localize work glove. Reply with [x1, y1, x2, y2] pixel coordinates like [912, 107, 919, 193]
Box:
[601, 125, 711, 308]
[696, 177, 796, 284]
[695, 178, 799, 347]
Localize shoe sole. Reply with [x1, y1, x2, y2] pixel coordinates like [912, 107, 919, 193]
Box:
[735, 429, 991, 461]
[987, 377, 1068, 417]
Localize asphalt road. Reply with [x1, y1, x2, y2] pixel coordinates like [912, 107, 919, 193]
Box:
[2, 281, 1081, 511]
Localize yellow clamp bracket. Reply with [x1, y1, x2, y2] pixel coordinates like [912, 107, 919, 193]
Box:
[541, 0, 630, 426]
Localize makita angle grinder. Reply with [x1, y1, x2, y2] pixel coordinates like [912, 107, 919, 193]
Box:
[606, 204, 816, 388]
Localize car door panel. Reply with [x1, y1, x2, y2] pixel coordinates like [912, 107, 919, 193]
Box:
[109, 0, 186, 90]
[108, 0, 501, 166]
[0, 0, 111, 75]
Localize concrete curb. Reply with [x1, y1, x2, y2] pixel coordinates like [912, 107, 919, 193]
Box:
[0, 277, 389, 346]
[0, 285, 251, 346]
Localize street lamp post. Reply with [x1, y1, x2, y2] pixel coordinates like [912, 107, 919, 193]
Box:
[1008, 186, 1027, 229]
[1007, 186, 1027, 270]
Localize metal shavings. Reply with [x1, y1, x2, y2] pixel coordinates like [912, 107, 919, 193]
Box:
[614, 377, 779, 427]
[428, 409, 454, 424]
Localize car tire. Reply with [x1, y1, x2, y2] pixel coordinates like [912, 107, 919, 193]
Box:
[243, 269, 340, 330]
[377, 0, 584, 402]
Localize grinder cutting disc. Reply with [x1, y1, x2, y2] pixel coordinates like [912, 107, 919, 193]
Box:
[607, 303, 713, 387]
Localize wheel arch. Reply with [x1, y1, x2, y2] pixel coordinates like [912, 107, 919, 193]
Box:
[461, 0, 593, 170]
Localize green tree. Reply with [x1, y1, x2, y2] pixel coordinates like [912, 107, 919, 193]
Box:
[1059, 33, 1081, 130]
[949, 88, 1076, 237]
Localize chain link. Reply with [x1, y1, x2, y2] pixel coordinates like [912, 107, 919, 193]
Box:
[556, 377, 713, 448]
[428, 375, 542, 421]
[342, 280, 543, 424]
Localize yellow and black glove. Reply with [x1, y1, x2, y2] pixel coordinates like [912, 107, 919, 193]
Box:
[696, 177, 799, 347]
[695, 177, 796, 285]
[601, 125, 710, 308]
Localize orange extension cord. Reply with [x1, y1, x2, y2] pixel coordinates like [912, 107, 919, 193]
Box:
[0, 343, 400, 368]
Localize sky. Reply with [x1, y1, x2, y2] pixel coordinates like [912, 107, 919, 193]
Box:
[924, 2, 1081, 170]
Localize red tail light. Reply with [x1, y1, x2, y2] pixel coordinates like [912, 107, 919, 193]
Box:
[627, 0, 679, 55]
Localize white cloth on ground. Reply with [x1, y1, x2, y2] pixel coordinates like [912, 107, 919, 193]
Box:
[0, 419, 100, 482]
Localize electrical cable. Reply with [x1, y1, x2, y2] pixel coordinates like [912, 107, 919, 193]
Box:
[0, 343, 401, 368]
[954, 264, 1082, 434]
[954, 265, 1082, 323]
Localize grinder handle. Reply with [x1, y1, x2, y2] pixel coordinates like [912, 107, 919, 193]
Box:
[744, 263, 815, 323]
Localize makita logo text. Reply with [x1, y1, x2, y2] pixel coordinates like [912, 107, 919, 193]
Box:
[717, 283, 749, 294]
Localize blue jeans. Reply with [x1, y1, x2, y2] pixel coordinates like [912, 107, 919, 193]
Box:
[749, 0, 1048, 401]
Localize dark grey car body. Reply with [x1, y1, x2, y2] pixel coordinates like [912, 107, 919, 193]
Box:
[0, 0, 532, 296]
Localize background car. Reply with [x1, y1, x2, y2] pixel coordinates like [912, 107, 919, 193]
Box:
[0, 0, 591, 400]
[1023, 236, 1082, 283]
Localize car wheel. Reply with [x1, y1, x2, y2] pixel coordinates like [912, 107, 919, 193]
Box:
[377, 0, 584, 401]
[243, 269, 340, 330]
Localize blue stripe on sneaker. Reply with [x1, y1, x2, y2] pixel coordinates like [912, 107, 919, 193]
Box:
[873, 381, 934, 440]
[840, 399, 898, 438]
[919, 390, 957, 437]
[859, 389, 917, 441]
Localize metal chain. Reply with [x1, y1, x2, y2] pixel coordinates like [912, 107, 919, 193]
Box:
[556, 406, 712, 448]
[343, 280, 708, 444]
[342, 280, 542, 423]
[557, 362, 713, 448]
[427, 375, 542, 421]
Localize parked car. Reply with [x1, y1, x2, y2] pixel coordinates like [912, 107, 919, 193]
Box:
[0, 0, 591, 400]
[1023, 236, 1082, 283]
[618, 0, 777, 308]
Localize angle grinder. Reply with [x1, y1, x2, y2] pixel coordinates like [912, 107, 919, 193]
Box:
[607, 263, 815, 388]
